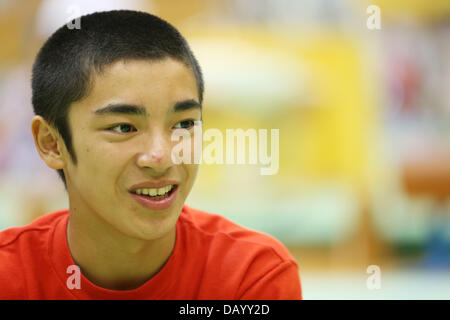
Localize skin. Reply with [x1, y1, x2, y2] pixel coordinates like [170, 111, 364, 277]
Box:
[31, 58, 201, 290]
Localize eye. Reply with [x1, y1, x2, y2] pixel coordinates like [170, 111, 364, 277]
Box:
[109, 124, 137, 133]
[174, 120, 196, 130]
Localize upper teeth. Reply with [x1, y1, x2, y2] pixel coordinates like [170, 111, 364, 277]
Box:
[134, 185, 174, 196]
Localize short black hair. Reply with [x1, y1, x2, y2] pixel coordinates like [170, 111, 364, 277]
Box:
[31, 10, 204, 187]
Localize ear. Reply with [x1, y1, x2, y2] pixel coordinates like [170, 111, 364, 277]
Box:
[31, 116, 66, 170]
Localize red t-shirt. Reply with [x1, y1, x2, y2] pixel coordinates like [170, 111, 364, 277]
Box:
[0, 205, 302, 299]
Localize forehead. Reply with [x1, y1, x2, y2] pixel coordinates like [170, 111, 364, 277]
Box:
[71, 58, 199, 116]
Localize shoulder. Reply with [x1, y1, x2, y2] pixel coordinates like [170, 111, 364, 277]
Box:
[180, 205, 296, 263]
[0, 209, 68, 299]
[179, 205, 302, 299]
[0, 209, 68, 248]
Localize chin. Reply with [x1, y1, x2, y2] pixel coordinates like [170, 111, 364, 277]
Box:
[129, 207, 179, 240]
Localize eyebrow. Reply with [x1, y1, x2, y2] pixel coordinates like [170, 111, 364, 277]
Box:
[172, 99, 202, 113]
[93, 104, 147, 116]
[93, 99, 201, 117]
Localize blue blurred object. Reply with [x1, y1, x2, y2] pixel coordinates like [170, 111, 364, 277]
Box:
[420, 207, 450, 269]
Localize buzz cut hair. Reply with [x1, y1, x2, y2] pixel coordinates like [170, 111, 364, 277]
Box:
[31, 10, 204, 187]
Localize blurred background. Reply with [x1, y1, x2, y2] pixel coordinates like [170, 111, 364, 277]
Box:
[0, 0, 449, 299]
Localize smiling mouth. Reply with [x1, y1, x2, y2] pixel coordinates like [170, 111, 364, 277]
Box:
[130, 184, 178, 201]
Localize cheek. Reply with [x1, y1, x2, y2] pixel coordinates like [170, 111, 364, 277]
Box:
[173, 133, 201, 164]
[177, 164, 198, 201]
[75, 141, 125, 183]
[184, 164, 199, 186]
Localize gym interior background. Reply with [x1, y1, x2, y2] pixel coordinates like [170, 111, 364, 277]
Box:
[0, 0, 449, 299]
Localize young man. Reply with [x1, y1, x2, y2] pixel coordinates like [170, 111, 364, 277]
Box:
[0, 10, 301, 299]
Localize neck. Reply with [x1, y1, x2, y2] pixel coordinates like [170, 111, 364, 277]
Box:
[66, 206, 176, 291]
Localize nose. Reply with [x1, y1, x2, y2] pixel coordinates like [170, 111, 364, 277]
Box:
[136, 131, 173, 174]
